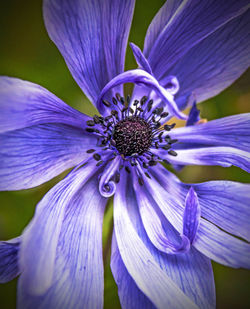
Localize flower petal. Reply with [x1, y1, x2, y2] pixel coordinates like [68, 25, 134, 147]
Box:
[97, 69, 187, 120]
[19, 168, 106, 308]
[148, 166, 250, 268]
[183, 188, 201, 244]
[157, 146, 250, 173]
[144, 0, 250, 104]
[111, 234, 155, 309]
[132, 173, 190, 254]
[171, 113, 250, 152]
[0, 237, 20, 283]
[0, 123, 97, 190]
[43, 0, 135, 109]
[113, 171, 198, 309]
[0, 76, 87, 133]
[130, 43, 153, 74]
[19, 161, 99, 296]
[172, 8, 250, 107]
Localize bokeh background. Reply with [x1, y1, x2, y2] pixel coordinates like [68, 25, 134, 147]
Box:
[0, 0, 249, 308]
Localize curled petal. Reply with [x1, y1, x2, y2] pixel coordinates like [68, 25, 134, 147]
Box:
[132, 170, 190, 254]
[99, 156, 121, 197]
[97, 69, 187, 120]
[114, 171, 198, 309]
[183, 187, 201, 244]
[130, 42, 153, 74]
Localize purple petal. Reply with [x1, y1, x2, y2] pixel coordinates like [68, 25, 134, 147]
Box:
[144, 0, 250, 103]
[171, 8, 250, 105]
[113, 171, 198, 309]
[171, 113, 250, 152]
[19, 161, 99, 295]
[143, 0, 182, 56]
[43, 0, 135, 110]
[111, 234, 155, 309]
[186, 101, 200, 126]
[0, 237, 20, 283]
[0, 123, 97, 190]
[132, 174, 190, 254]
[97, 69, 187, 120]
[148, 165, 250, 268]
[183, 188, 201, 244]
[0, 77, 88, 133]
[155, 146, 250, 173]
[130, 43, 153, 74]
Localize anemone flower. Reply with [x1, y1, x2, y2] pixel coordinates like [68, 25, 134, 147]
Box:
[1, 0, 250, 308]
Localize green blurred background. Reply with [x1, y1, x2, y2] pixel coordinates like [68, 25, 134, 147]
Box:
[0, 0, 249, 308]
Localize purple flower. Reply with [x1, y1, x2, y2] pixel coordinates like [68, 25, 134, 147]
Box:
[1, 0, 250, 308]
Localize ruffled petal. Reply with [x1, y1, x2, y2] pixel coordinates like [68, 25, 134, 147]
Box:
[97, 69, 186, 120]
[111, 234, 155, 309]
[18, 161, 106, 309]
[144, 1, 250, 104]
[171, 113, 250, 152]
[157, 146, 250, 173]
[113, 171, 198, 309]
[0, 237, 20, 283]
[43, 0, 135, 109]
[148, 166, 250, 268]
[0, 123, 97, 190]
[0, 77, 87, 133]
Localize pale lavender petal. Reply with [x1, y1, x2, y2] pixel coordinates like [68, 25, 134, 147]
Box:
[147, 166, 250, 268]
[155, 146, 250, 173]
[150, 164, 250, 241]
[0, 76, 87, 133]
[43, 0, 135, 109]
[97, 69, 187, 120]
[19, 161, 98, 295]
[0, 237, 20, 283]
[0, 124, 97, 190]
[183, 188, 201, 244]
[171, 113, 250, 152]
[18, 167, 106, 309]
[132, 175, 190, 254]
[144, 0, 249, 103]
[113, 171, 198, 309]
[111, 234, 155, 309]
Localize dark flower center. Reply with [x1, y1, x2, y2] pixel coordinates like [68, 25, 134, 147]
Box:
[113, 116, 153, 156]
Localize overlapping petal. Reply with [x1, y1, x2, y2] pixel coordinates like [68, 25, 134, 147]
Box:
[18, 161, 107, 308]
[114, 172, 215, 308]
[111, 235, 155, 309]
[0, 123, 97, 191]
[0, 77, 98, 191]
[158, 146, 250, 173]
[148, 166, 250, 268]
[43, 0, 135, 111]
[0, 77, 88, 133]
[171, 113, 250, 152]
[0, 237, 20, 283]
[144, 1, 250, 107]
